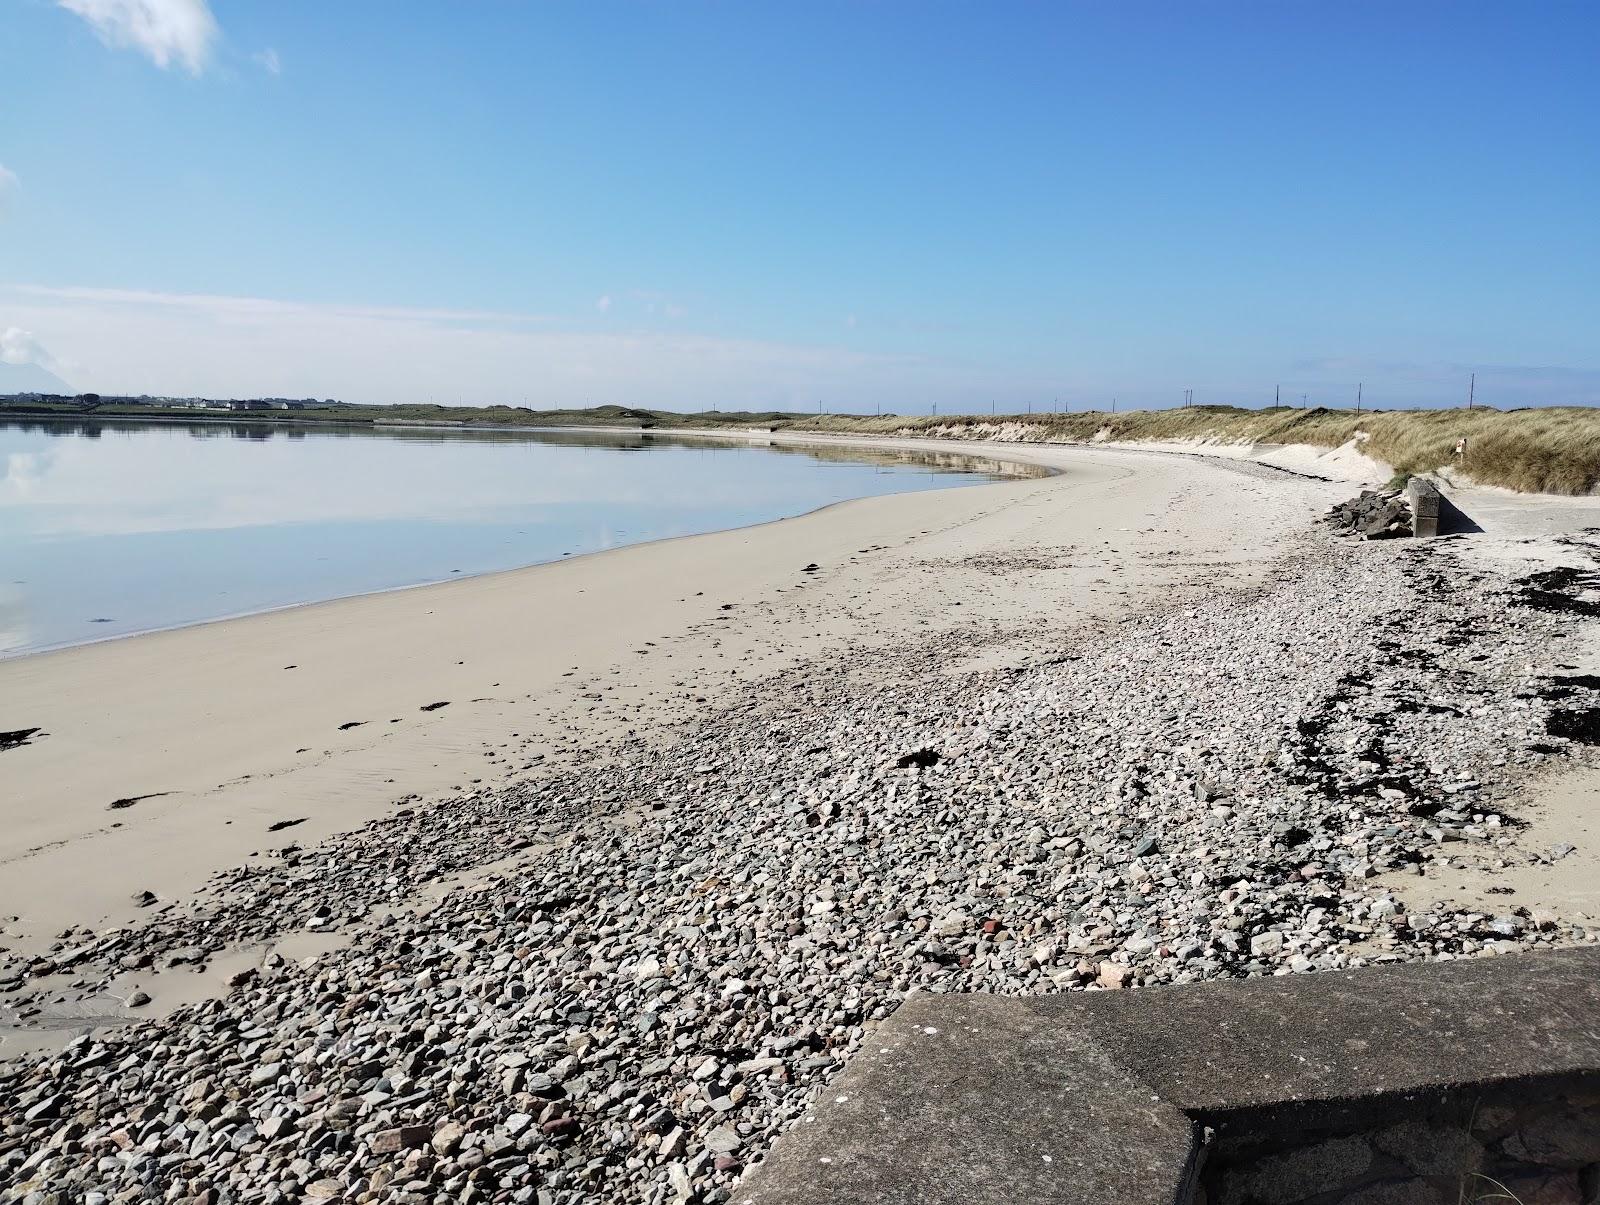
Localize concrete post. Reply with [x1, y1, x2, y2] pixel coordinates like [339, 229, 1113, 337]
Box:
[1408, 477, 1441, 537]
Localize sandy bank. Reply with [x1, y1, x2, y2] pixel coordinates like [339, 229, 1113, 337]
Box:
[781, 418, 1396, 486]
[0, 439, 1344, 950]
[1091, 434, 1391, 483]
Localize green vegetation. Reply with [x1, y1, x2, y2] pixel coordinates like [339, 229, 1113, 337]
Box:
[6, 396, 1600, 495]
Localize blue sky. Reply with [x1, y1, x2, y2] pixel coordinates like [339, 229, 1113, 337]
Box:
[2, 1, 1597, 411]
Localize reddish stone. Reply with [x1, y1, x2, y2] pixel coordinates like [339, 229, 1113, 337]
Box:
[541, 1115, 580, 1138]
[370, 1124, 431, 1155]
[1097, 961, 1131, 990]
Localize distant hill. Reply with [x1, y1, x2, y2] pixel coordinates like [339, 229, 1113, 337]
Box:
[0, 360, 73, 394]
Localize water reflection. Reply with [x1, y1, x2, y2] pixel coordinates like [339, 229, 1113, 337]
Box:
[0, 417, 1041, 655]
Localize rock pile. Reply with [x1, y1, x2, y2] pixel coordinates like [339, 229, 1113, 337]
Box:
[3, 535, 1597, 1205]
[1324, 489, 1412, 539]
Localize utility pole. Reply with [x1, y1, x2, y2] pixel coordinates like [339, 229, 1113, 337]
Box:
[1274, 384, 1280, 412]
[1112, 396, 1117, 413]
[1468, 372, 1476, 411]
[1356, 382, 1363, 413]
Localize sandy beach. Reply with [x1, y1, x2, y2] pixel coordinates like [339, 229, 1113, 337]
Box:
[7, 435, 1600, 1204]
[0, 437, 1342, 947]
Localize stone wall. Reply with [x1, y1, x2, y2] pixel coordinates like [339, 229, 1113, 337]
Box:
[1201, 1082, 1600, 1205]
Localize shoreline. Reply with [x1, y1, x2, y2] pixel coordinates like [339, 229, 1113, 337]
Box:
[1, 437, 1311, 952]
[0, 425, 1047, 663]
[0, 432, 1048, 662]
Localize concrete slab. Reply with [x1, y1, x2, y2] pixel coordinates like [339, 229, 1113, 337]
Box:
[1030, 946, 1600, 1118]
[736, 948, 1600, 1205]
[733, 993, 1199, 1205]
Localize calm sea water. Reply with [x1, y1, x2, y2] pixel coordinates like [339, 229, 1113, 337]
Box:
[0, 419, 1035, 656]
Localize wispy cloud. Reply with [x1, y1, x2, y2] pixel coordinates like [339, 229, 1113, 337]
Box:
[0, 164, 17, 216]
[1, 284, 921, 409]
[0, 327, 59, 370]
[252, 47, 280, 75]
[57, 0, 219, 75]
[595, 294, 613, 313]
[12, 284, 557, 330]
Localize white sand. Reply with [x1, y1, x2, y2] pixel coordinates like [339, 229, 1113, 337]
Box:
[1090, 434, 1392, 484]
[0, 438, 1346, 949]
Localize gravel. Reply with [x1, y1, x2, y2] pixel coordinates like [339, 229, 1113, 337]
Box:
[3, 532, 1598, 1204]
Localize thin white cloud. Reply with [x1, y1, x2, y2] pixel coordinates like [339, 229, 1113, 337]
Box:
[0, 164, 17, 215]
[0, 284, 923, 409]
[57, 0, 219, 75]
[13, 284, 557, 329]
[596, 294, 613, 313]
[253, 47, 280, 75]
[0, 327, 57, 369]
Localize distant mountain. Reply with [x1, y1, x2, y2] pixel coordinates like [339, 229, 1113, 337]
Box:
[0, 360, 74, 395]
